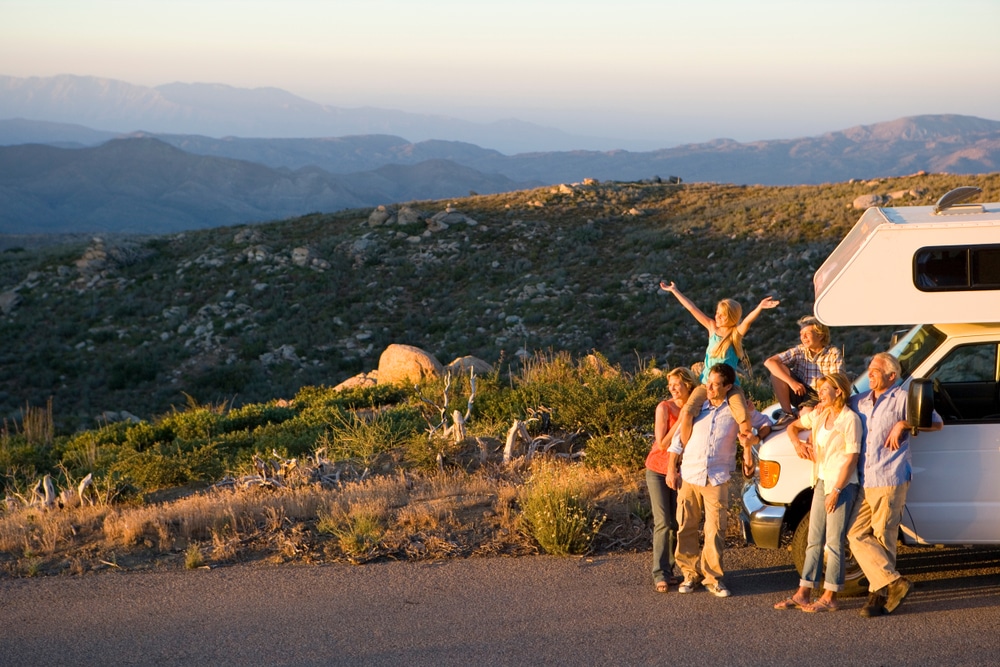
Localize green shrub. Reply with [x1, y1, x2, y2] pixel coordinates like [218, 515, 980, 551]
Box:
[583, 430, 649, 470]
[519, 461, 605, 555]
[321, 405, 423, 470]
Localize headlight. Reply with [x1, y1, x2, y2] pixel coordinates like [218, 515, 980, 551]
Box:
[759, 460, 781, 489]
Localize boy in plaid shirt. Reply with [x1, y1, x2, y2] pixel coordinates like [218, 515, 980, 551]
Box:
[764, 316, 844, 420]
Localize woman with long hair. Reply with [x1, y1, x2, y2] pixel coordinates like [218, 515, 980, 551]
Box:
[773, 372, 861, 612]
[646, 366, 699, 592]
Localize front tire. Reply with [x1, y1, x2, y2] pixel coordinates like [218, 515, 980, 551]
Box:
[790, 511, 868, 597]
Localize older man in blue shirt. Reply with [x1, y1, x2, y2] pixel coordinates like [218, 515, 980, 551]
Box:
[667, 363, 767, 598]
[849, 352, 942, 618]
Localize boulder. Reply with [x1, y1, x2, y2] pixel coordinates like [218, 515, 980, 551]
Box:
[445, 355, 493, 376]
[852, 194, 887, 210]
[334, 372, 378, 391]
[0, 291, 21, 315]
[377, 344, 443, 385]
[396, 206, 424, 225]
[291, 246, 315, 267]
[367, 206, 394, 227]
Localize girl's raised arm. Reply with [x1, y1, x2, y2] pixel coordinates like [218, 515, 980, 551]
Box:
[736, 295, 780, 336]
[660, 281, 714, 331]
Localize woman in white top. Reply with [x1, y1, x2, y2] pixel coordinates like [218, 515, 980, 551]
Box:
[772, 372, 861, 612]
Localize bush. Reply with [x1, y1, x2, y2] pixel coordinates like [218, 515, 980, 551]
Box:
[518, 460, 605, 555]
[583, 430, 649, 471]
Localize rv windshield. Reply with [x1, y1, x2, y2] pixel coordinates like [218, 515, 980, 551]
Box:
[850, 324, 947, 395]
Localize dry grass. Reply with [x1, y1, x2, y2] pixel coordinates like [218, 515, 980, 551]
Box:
[0, 458, 752, 577]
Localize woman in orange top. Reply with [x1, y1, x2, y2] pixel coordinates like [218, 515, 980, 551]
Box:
[646, 367, 699, 592]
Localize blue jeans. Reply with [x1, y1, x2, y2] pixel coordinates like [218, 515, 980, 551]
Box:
[645, 468, 678, 583]
[801, 478, 858, 591]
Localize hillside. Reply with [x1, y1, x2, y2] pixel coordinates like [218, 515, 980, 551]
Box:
[2, 172, 997, 433]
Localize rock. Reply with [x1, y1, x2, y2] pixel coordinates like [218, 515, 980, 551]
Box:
[260, 344, 300, 366]
[430, 210, 478, 227]
[853, 194, 887, 210]
[426, 218, 449, 233]
[0, 291, 21, 314]
[445, 355, 493, 376]
[377, 344, 443, 385]
[334, 372, 378, 391]
[396, 206, 424, 225]
[234, 228, 263, 244]
[368, 206, 395, 227]
[75, 243, 109, 275]
[291, 246, 315, 267]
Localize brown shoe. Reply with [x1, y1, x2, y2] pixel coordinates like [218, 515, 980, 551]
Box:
[885, 577, 912, 613]
[859, 590, 887, 618]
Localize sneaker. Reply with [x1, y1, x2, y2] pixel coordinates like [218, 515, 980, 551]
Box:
[885, 577, 912, 613]
[678, 579, 699, 594]
[859, 590, 887, 618]
[705, 582, 731, 598]
[773, 411, 796, 428]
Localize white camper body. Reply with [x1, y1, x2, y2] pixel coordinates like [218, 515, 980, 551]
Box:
[813, 203, 1000, 326]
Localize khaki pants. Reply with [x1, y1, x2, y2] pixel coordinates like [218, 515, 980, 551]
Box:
[847, 483, 909, 592]
[675, 480, 728, 586]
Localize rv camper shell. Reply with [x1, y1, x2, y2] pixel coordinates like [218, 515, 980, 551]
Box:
[813, 202, 1000, 326]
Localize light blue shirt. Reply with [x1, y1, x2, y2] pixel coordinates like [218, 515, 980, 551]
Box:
[668, 400, 740, 486]
[851, 384, 911, 488]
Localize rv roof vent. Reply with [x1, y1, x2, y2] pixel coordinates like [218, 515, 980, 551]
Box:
[933, 186, 984, 215]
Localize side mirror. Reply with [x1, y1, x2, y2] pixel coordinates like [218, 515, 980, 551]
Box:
[907, 379, 935, 432]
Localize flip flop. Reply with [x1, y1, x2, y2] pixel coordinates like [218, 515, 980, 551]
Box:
[773, 597, 806, 610]
[802, 598, 839, 613]
[655, 581, 669, 593]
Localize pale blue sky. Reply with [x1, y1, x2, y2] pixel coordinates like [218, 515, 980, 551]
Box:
[3, 0, 999, 143]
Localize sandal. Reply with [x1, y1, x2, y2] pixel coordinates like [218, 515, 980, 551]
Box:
[655, 581, 669, 593]
[773, 597, 806, 610]
[802, 598, 838, 613]
[667, 574, 683, 586]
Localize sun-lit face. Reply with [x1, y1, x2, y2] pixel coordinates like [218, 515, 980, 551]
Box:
[668, 376, 689, 401]
[705, 371, 732, 402]
[800, 326, 823, 350]
[867, 358, 896, 393]
[816, 379, 839, 406]
[714, 305, 728, 328]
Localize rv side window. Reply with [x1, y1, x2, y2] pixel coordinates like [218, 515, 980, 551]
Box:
[914, 245, 1000, 291]
[928, 343, 1000, 422]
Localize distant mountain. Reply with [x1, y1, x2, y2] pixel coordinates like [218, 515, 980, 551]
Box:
[0, 117, 119, 147]
[0, 74, 628, 153]
[0, 138, 534, 234]
[5, 113, 996, 188]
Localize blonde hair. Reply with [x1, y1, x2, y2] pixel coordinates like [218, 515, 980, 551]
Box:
[710, 298, 748, 366]
[797, 315, 831, 346]
[666, 367, 699, 395]
[819, 372, 852, 411]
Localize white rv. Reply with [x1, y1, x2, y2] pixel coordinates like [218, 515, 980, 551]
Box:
[741, 187, 1000, 594]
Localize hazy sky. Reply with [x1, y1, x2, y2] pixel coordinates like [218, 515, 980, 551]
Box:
[3, 0, 999, 144]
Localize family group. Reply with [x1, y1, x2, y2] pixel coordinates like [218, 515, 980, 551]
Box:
[645, 282, 942, 617]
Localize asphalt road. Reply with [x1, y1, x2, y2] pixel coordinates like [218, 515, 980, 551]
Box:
[2, 544, 1000, 666]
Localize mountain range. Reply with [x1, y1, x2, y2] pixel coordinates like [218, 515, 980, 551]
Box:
[0, 74, 619, 153]
[1, 74, 999, 234]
